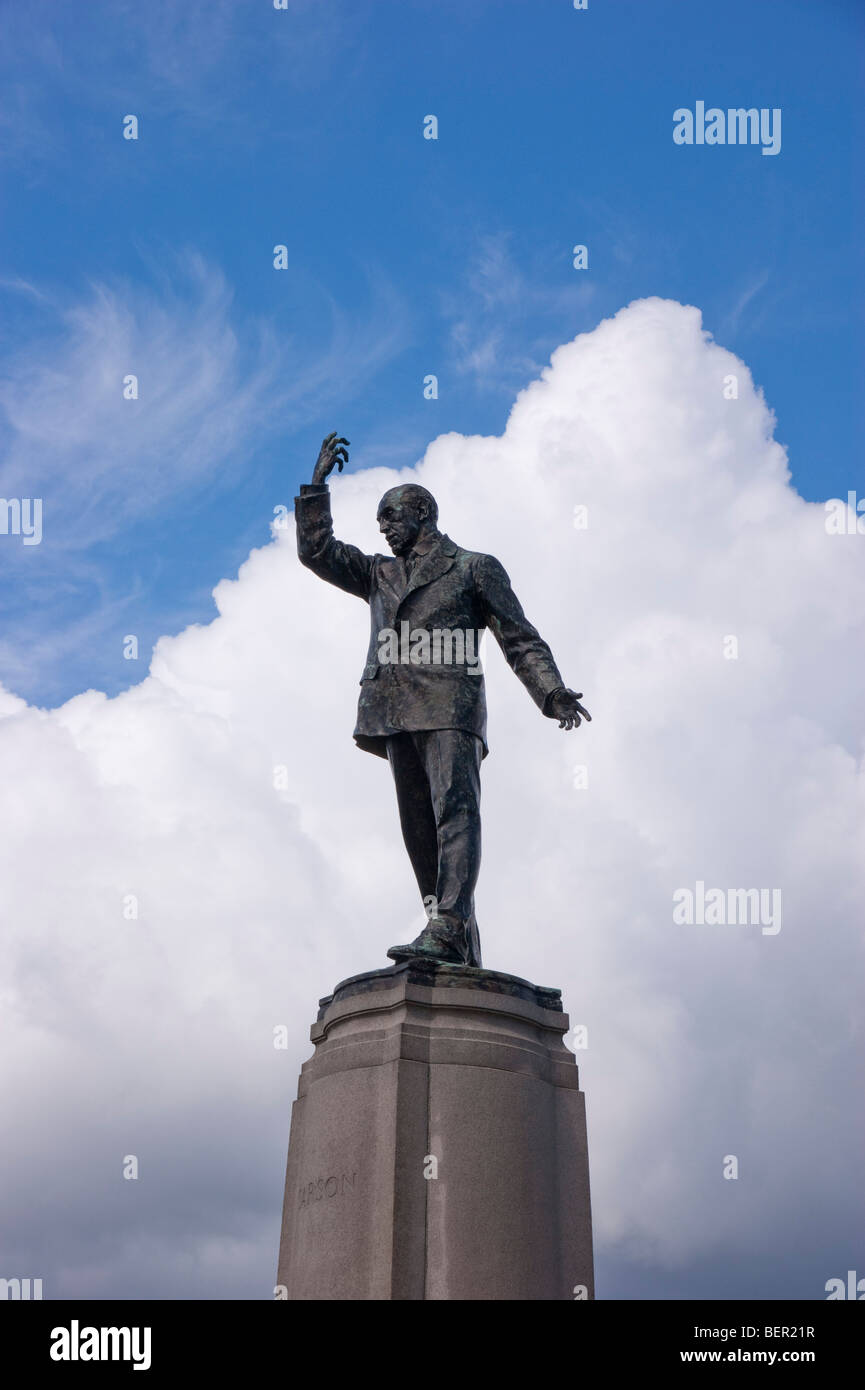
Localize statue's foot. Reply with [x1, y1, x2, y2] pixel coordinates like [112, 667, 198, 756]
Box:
[387, 918, 470, 966]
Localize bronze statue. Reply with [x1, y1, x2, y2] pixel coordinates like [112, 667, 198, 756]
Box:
[295, 432, 591, 968]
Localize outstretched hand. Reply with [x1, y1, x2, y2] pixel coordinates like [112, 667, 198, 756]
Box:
[312, 431, 350, 485]
[548, 689, 592, 730]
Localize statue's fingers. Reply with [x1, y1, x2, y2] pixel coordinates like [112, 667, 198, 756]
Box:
[335, 437, 350, 447]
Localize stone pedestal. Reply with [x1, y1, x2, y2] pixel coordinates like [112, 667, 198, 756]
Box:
[276, 959, 594, 1300]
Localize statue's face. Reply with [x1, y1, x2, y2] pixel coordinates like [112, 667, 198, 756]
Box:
[377, 490, 425, 556]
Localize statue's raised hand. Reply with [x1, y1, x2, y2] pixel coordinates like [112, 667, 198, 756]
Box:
[312, 432, 350, 485]
[548, 689, 592, 731]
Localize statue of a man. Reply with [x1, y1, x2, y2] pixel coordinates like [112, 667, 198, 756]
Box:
[295, 433, 591, 968]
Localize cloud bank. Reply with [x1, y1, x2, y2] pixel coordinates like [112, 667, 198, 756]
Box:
[2, 297, 863, 1299]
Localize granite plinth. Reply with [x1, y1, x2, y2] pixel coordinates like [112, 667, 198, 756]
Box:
[277, 962, 593, 1300]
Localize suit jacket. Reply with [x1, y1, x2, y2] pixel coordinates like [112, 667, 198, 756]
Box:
[294, 483, 566, 759]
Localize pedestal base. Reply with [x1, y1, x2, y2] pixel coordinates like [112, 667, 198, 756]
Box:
[276, 960, 594, 1300]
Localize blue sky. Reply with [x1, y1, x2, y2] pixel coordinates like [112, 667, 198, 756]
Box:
[1, 0, 862, 708]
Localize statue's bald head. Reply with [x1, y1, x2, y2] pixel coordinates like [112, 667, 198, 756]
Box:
[376, 485, 439, 556]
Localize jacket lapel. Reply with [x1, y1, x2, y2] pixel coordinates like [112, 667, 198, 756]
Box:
[399, 535, 457, 607]
[377, 556, 407, 610]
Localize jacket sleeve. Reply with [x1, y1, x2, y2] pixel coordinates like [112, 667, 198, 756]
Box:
[475, 553, 566, 715]
[294, 483, 374, 601]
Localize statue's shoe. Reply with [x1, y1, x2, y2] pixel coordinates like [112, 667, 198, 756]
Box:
[387, 918, 469, 966]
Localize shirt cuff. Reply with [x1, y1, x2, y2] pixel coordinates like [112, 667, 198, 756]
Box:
[542, 686, 566, 716]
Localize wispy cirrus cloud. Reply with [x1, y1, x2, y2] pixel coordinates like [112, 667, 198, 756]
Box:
[0, 256, 279, 543]
[721, 269, 771, 338]
[443, 231, 596, 389]
[0, 250, 407, 698]
[0, 249, 407, 536]
[0, 0, 362, 167]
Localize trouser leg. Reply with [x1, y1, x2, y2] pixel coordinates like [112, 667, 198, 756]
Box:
[385, 729, 484, 967]
[385, 733, 439, 908]
[413, 729, 483, 930]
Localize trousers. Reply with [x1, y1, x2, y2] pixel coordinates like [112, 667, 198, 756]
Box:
[385, 729, 483, 956]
